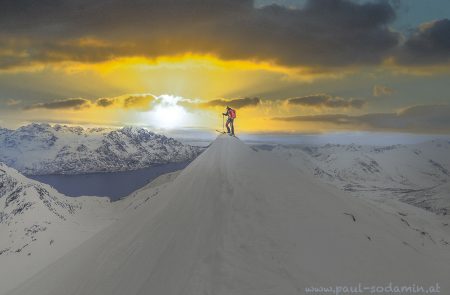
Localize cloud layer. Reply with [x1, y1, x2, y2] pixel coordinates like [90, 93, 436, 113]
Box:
[288, 94, 366, 109]
[203, 97, 261, 109]
[273, 104, 450, 133]
[25, 94, 156, 111]
[25, 98, 91, 110]
[1, 0, 447, 71]
[20, 92, 450, 134]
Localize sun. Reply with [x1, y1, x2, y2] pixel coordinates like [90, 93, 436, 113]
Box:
[152, 104, 186, 129]
[145, 95, 190, 129]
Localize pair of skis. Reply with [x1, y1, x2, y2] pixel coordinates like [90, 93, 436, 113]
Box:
[216, 130, 235, 136]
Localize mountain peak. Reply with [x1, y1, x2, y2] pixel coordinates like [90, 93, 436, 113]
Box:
[120, 125, 148, 133]
[17, 123, 52, 132]
[8, 135, 450, 295]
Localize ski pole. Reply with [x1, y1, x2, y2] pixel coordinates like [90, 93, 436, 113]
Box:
[222, 114, 224, 133]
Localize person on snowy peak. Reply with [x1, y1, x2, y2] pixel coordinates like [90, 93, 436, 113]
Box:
[222, 106, 236, 135]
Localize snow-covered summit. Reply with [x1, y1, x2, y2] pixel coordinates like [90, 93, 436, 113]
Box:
[0, 123, 202, 175]
[8, 134, 450, 295]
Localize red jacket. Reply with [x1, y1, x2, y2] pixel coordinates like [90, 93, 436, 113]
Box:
[223, 108, 236, 119]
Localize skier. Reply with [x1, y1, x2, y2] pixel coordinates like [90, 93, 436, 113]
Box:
[222, 106, 236, 136]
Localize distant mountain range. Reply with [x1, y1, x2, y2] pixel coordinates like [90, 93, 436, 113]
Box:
[257, 139, 450, 215]
[0, 123, 202, 175]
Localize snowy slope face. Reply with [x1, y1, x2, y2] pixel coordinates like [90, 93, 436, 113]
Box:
[0, 163, 82, 255]
[8, 135, 450, 295]
[0, 163, 114, 295]
[264, 140, 450, 215]
[0, 123, 202, 175]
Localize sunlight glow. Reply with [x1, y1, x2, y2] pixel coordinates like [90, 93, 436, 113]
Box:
[146, 95, 189, 129]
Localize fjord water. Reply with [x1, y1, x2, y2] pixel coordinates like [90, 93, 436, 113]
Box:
[28, 161, 190, 201]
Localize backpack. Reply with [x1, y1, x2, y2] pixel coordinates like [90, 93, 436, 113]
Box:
[229, 109, 236, 119]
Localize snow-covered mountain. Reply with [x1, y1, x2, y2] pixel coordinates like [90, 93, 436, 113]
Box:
[0, 163, 115, 294]
[6, 135, 450, 295]
[261, 139, 450, 215]
[0, 160, 183, 295]
[0, 123, 202, 175]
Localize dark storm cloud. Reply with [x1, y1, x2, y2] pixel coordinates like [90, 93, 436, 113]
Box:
[0, 0, 401, 69]
[396, 19, 450, 65]
[204, 97, 261, 108]
[273, 104, 450, 133]
[24, 98, 91, 110]
[288, 94, 366, 109]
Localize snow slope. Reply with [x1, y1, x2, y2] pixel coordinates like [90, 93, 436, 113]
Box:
[7, 135, 450, 295]
[266, 140, 450, 215]
[0, 163, 114, 294]
[0, 123, 201, 175]
[0, 162, 186, 295]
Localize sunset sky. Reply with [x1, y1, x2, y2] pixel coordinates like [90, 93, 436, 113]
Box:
[1, 0, 449, 134]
